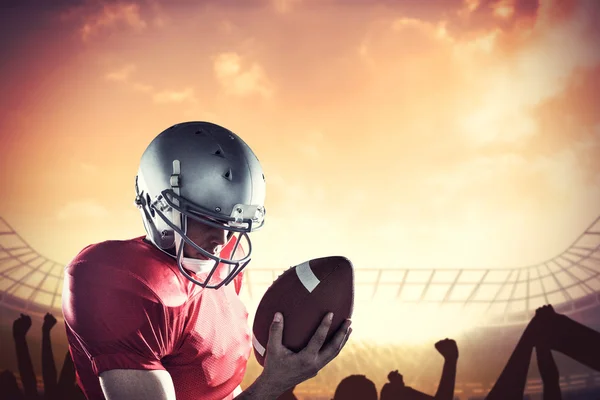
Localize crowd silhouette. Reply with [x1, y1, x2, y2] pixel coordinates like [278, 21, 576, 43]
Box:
[2, 304, 600, 399]
[4, 312, 86, 400]
[329, 304, 600, 400]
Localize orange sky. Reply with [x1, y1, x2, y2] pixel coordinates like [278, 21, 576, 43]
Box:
[1, 0, 599, 272]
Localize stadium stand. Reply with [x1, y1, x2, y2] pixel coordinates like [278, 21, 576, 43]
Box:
[1, 215, 599, 399]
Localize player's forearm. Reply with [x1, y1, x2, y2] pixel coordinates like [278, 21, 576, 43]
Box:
[233, 373, 287, 400]
[434, 358, 457, 400]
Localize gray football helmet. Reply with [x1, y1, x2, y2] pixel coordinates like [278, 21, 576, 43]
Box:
[134, 121, 266, 289]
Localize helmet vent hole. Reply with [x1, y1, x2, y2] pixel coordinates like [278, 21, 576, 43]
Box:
[195, 130, 206, 135]
[224, 169, 233, 181]
[213, 146, 225, 158]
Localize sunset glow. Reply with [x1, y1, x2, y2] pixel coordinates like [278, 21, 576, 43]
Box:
[1, 0, 599, 281]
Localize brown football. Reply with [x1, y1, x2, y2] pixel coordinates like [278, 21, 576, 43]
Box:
[252, 256, 354, 367]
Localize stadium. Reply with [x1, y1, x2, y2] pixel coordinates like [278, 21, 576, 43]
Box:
[1, 215, 599, 400]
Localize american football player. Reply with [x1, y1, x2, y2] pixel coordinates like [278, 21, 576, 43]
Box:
[62, 122, 353, 400]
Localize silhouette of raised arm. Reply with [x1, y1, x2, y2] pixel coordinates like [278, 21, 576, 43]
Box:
[434, 339, 458, 400]
[486, 304, 600, 400]
[12, 314, 39, 400]
[42, 313, 58, 400]
[536, 344, 562, 400]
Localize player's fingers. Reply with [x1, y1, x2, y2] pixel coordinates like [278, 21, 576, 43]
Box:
[266, 312, 284, 351]
[304, 312, 334, 354]
[319, 319, 352, 361]
[328, 327, 352, 362]
[338, 327, 352, 352]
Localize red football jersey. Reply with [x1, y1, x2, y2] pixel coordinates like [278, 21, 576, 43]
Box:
[62, 236, 251, 400]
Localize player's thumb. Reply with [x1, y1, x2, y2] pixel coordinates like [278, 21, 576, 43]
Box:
[267, 312, 284, 348]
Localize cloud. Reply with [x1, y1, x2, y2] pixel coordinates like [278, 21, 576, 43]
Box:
[271, 0, 302, 14]
[103, 64, 197, 104]
[422, 153, 527, 214]
[458, 77, 539, 147]
[533, 65, 600, 135]
[336, 0, 600, 267]
[105, 64, 136, 82]
[56, 200, 110, 220]
[449, 0, 600, 148]
[356, 14, 456, 84]
[423, 133, 600, 212]
[532, 148, 583, 193]
[492, 0, 516, 19]
[79, 3, 147, 41]
[391, 17, 452, 42]
[213, 52, 274, 99]
[489, 0, 539, 21]
[52, 0, 168, 41]
[152, 88, 197, 104]
[463, 0, 481, 14]
[218, 20, 236, 34]
[4, 0, 599, 274]
[147, 0, 169, 27]
[452, 0, 540, 36]
[411, 143, 600, 268]
[132, 82, 154, 93]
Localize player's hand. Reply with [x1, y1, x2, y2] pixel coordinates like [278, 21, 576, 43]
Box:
[13, 314, 32, 339]
[43, 312, 57, 333]
[435, 338, 458, 361]
[262, 312, 352, 393]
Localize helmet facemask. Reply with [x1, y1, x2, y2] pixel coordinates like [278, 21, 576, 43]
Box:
[156, 182, 264, 289]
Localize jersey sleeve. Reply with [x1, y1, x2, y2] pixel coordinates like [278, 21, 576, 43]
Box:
[62, 258, 169, 376]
